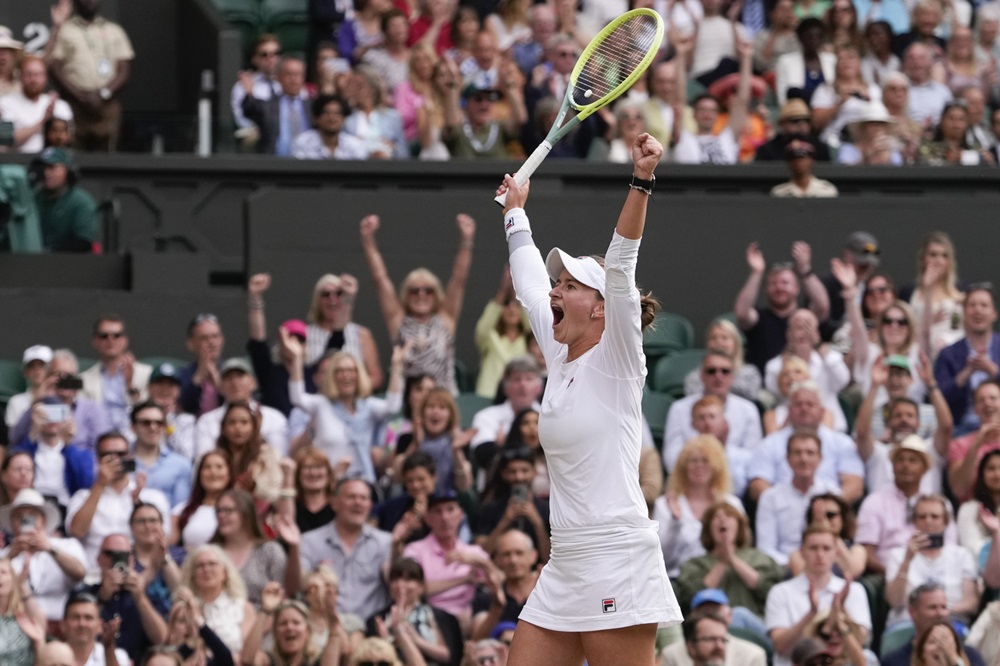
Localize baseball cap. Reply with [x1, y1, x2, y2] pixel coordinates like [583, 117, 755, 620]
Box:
[691, 589, 730, 610]
[281, 319, 308, 340]
[546, 248, 605, 298]
[22, 345, 53, 366]
[150, 362, 181, 383]
[221, 358, 254, 376]
[846, 231, 880, 267]
[427, 490, 460, 507]
[884, 354, 911, 373]
[462, 83, 501, 101]
[36, 147, 73, 166]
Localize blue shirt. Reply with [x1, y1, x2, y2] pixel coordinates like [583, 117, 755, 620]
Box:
[135, 447, 192, 508]
[100, 367, 130, 431]
[747, 424, 865, 489]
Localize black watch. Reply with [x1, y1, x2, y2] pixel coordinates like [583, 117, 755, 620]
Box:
[629, 173, 655, 195]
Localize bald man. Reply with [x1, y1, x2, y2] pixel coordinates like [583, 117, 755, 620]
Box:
[38, 641, 74, 666]
[472, 529, 540, 639]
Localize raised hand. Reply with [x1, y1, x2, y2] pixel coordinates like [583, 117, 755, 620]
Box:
[248, 273, 271, 298]
[665, 491, 682, 520]
[498, 174, 530, 214]
[339, 274, 358, 300]
[830, 257, 857, 291]
[870, 354, 888, 387]
[260, 581, 285, 613]
[456, 213, 477, 241]
[746, 242, 765, 274]
[51, 0, 72, 26]
[791, 241, 812, 277]
[279, 326, 305, 362]
[274, 513, 301, 548]
[631, 133, 664, 180]
[360, 214, 380, 241]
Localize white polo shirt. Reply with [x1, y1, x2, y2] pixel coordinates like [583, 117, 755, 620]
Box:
[1, 536, 87, 620]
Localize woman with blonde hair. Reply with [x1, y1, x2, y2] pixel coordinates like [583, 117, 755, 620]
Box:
[166, 586, 234, 666]
[940, 26, 991, 96]
[361, 211, 476, 395]
[416, 56, 459, 160]
[653, 435, 744, 577]
[284, 336, 406, 483]
[909, 231, 965, 357]
[304, 273, 382, 387]
[303, 566, 362, 658]
[394, 43, 439, 150]
[349, 635, 426, 666]
[242, 581, 345, 666]
[486, 0, 532, 51]
[684, 318, 762, 401]
[179, 544, 257, 655]
[0, 558, 45, 666]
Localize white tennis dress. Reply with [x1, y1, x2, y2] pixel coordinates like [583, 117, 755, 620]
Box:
[507, 212, 683, 632]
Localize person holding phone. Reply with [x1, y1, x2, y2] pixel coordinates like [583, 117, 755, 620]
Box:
[476, 446, 551, 564]
[494, 134, 680, 666]
[884, 495, 979, 630]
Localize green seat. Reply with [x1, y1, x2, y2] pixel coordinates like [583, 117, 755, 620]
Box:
[263, 0, 308, 54]
[652, 349, 705, 397]
[0, 360, 26, 400]
[641, 389, 674, 448]
[879, 624, 914, 657]
[455, 392, 491, 429]
[140, 356, 189, 373]
[644, 312, 696, 358]
[75, 357, 98, 373]
[454, 359, 476, 394]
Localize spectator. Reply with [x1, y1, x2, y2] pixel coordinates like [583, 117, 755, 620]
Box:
[471, 529, 538, 640]
[812, 46, 881, 147]
[402, 490, 495, 631]
[80, 532, 168, 662]
[838, 101, 903, 163]
[821, 235, 882, 349]
[242, 56, 312, 156]
[162, 586, 236, 666]
[756, 430, 839, 566]
[394, 387, 475, 495]
[344, 66, 408, 159]
[349, 636, 421, 665]
[307, 0, 351, 58]
[300, 478, 393, 622]
[172, 449, 234, 548]
[360, 212, 474, 394]
[902, 42, 952, 126]
[510, 4, 556, 75]
[31, 147, 97, 252]
[764, 310, 850, 431]
[911, 620, 978, 666]
[293, 94, 369, 159]
[4, 345, 52, 431]
[148, 362, 197, 461]
[442, 81, 526, 159]
[12, 396, 95, 508]
[748, 382, 864, 503]
[80, 314, 152, 431]
[775, 19, 837, 105]
[936, 285, 1000, 439]
[179, 313, 225, 417]
[66, 431, 170, 567]
[910, 232, 965, 357]
[770, 137, 839, 198]
[673, 37, 753, 165]
[241, 582, 345, 666]
[856, 435, 955, 575]
[667, 608, 766, 666]
[800, 606, 874, 666]
[210, 401, 284, 507]
[129, 501, 183, 617]
[788, 494, 867, 580]
[829, 270, 897, 357]
[976, 5, 1000, 69]
[917, 100, 988, 165]
[446, 7, 480, 73]
[0, 451, 34, 506]
[230, 34, 281, 142]
[393, 44, 438, 149]
[194, 359, 289, 459]
[0, 25, 22, 96]
[416, 56, 459, 160]
[288, 447, 337, 534]
[178, 544, 257, 654]
[377, 451, 438, 550]
[362, 9, 412, 96]
[734, 241, 830, 374]
[300, 273, 382, 384]
[47, 0, 134, 151]
[882, 582, 986, 666]
[283, 338, 404, 485]
[338, 0, 392, 64]
[688, 0, 744, 83]
[469, 356, 543, 464]
[941, 27, 988, 97]
[825, 0, 864, 53]
[675, 503, 783, 627]
[957, 449, 1000, 561]
[300, 566, 359, 658]
[62, 593, 130, 666]
[664, 350, 762, 473]
[382, 374, 437, 469]
[655, 435, 744, 577]
[690, 395, 754, 498]
[893, 1, 946, 58]
[860, 21, 901, 86]
[475, 446, 551, 561]
[752, 0, 800, 73]
[474, 267, 531, 400]
[485, 0, 531, 51]
[885, 494, 978, 628]
[0, 488, 86, 625]
[462, 639, 507, 666]
[765, 525, 871, 666]
[461, 30, 500, 90]
[42, 115, 72, 149]
[0, 55, 72, 154]
[131, 401, 192, 507]
[755, 100, 833, 163]
[409, 0, 459, 56]
[764, 356, 834, 434]
[685, 319, 763, 403]
[957, 86, 992, 150]
[967, 600, 1000, 665]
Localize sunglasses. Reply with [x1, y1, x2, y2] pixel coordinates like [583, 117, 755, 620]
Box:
[705, 367, 732, 375]
[102, 549, 130, 559]
[320, 289, 344, 298]
[135, 419, 165, 428]
[866, 285, 892, 294]
[409, 286, 435, 296]
[882, 316, 909, 327]
[257, 49, 280, 57]
[100, 450, 128, 458]
[96, 331, 124, 340]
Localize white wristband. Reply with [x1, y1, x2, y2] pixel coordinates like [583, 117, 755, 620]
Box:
[503, 208, 531, 242]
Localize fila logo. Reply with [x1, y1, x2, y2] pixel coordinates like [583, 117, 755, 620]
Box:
[602, 598, 616, 613]
[505, 219, 515, 230]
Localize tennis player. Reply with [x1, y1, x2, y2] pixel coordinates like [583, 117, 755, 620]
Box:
[494, 132, 682, 666]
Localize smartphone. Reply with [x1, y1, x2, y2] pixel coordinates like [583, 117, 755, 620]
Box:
[19, 515, 36, 532]
[121, 458, 137, 474]
[511, 483, 530, 502]
[56, 375, 84, 390]
[109, 550, 130, 575]
[42, 403, 70, 423]
[925, 533, 944, 549]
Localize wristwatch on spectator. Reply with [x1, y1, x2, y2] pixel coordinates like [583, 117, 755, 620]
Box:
[99, 87, 112, 101]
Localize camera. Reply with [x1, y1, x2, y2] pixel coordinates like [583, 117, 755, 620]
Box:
[925, 533, 944, 549]
[18, 515, 36, 532]
[511, 483, 530, 503]
[56, 375, 84, 390]
[121, 458, 136, 474]
[42, 403, 70, 423]
[109, 550, 130, 576]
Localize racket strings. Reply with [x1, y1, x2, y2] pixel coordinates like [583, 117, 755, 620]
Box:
[571, 15, 660, 107]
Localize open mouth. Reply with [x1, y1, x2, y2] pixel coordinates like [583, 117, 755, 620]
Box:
[551, 304, 564, 326]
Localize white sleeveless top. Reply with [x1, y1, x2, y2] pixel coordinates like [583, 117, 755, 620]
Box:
[202, 591, 245, 653]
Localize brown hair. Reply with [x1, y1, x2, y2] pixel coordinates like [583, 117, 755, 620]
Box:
[588, 255, 661, 331]
[700, 502, 751, 550]
[806, 493, 858, 540]
[210, 488, 266, 545]
[294, 447, 336, 497]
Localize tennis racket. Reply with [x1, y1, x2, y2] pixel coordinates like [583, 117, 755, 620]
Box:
[495, 8, 664, 207]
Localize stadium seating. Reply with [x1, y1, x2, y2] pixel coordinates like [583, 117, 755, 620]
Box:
[652, 349, 704, 397]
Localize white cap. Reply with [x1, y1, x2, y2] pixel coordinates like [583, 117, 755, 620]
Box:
[545, 248, 605, 297]
[22, 345, 53, 366]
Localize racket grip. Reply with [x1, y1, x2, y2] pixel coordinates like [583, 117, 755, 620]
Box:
[494, 141, 553, 207]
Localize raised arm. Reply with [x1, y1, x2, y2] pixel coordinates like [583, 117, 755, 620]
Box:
[831, 258, 868, 371]
[360, 214, 405, 337]
[918, 352, 953, 458]
[440, 214, 476, 327]
[616, 134, 663, 240]
[247, 273, 270, 342]
[794, 242, 830, 321]
[735, 243, 766, 330]
[854, 358, 886, 462]
[727, 36, 753, 141]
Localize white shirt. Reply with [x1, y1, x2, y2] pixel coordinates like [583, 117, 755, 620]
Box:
[885, 543, 977, 626]
[65, 481, 170, 569]
[673, 127, 739, 165]
[470, 401, 542, 449]
[4, 391, 33, 428]
[82, 642, 131, 666]
[172, 502, 218, 548]
[231, 73, 277, 129]
[0, 92, 73, 153]
[662, 392, 763, 471]
[764, 350, 851, 432]
[35, 440, 69, 506]
[292, 129, 370, 159]
[653, 493, 743, 576]
[766, 574, 872, 666]
[864, 438, 944, 496]
[194, 401, 289, 458]
[755, 478, 837, 565]
[1, 536, 87, 620]
[747, 424, 865, 490]
[906, 79, 953, 125]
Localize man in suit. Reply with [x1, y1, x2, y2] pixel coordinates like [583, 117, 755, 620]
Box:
[81, 314, 152, 432]
[241, 55, 312, 155]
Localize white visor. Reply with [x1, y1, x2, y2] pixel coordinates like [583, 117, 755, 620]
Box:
[545, 248, 605, 298]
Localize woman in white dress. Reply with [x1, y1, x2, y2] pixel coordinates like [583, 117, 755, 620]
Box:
[495, 133, 681, 665]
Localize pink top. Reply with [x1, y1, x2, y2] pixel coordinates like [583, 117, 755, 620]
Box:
[948, 431, 1000, 500]
[856, 485, 959, 567]
[394, 80, 424, 143]
[402, 534, 488, 616]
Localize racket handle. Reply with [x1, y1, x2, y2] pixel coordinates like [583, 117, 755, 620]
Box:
[494, 141, 553, 207]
